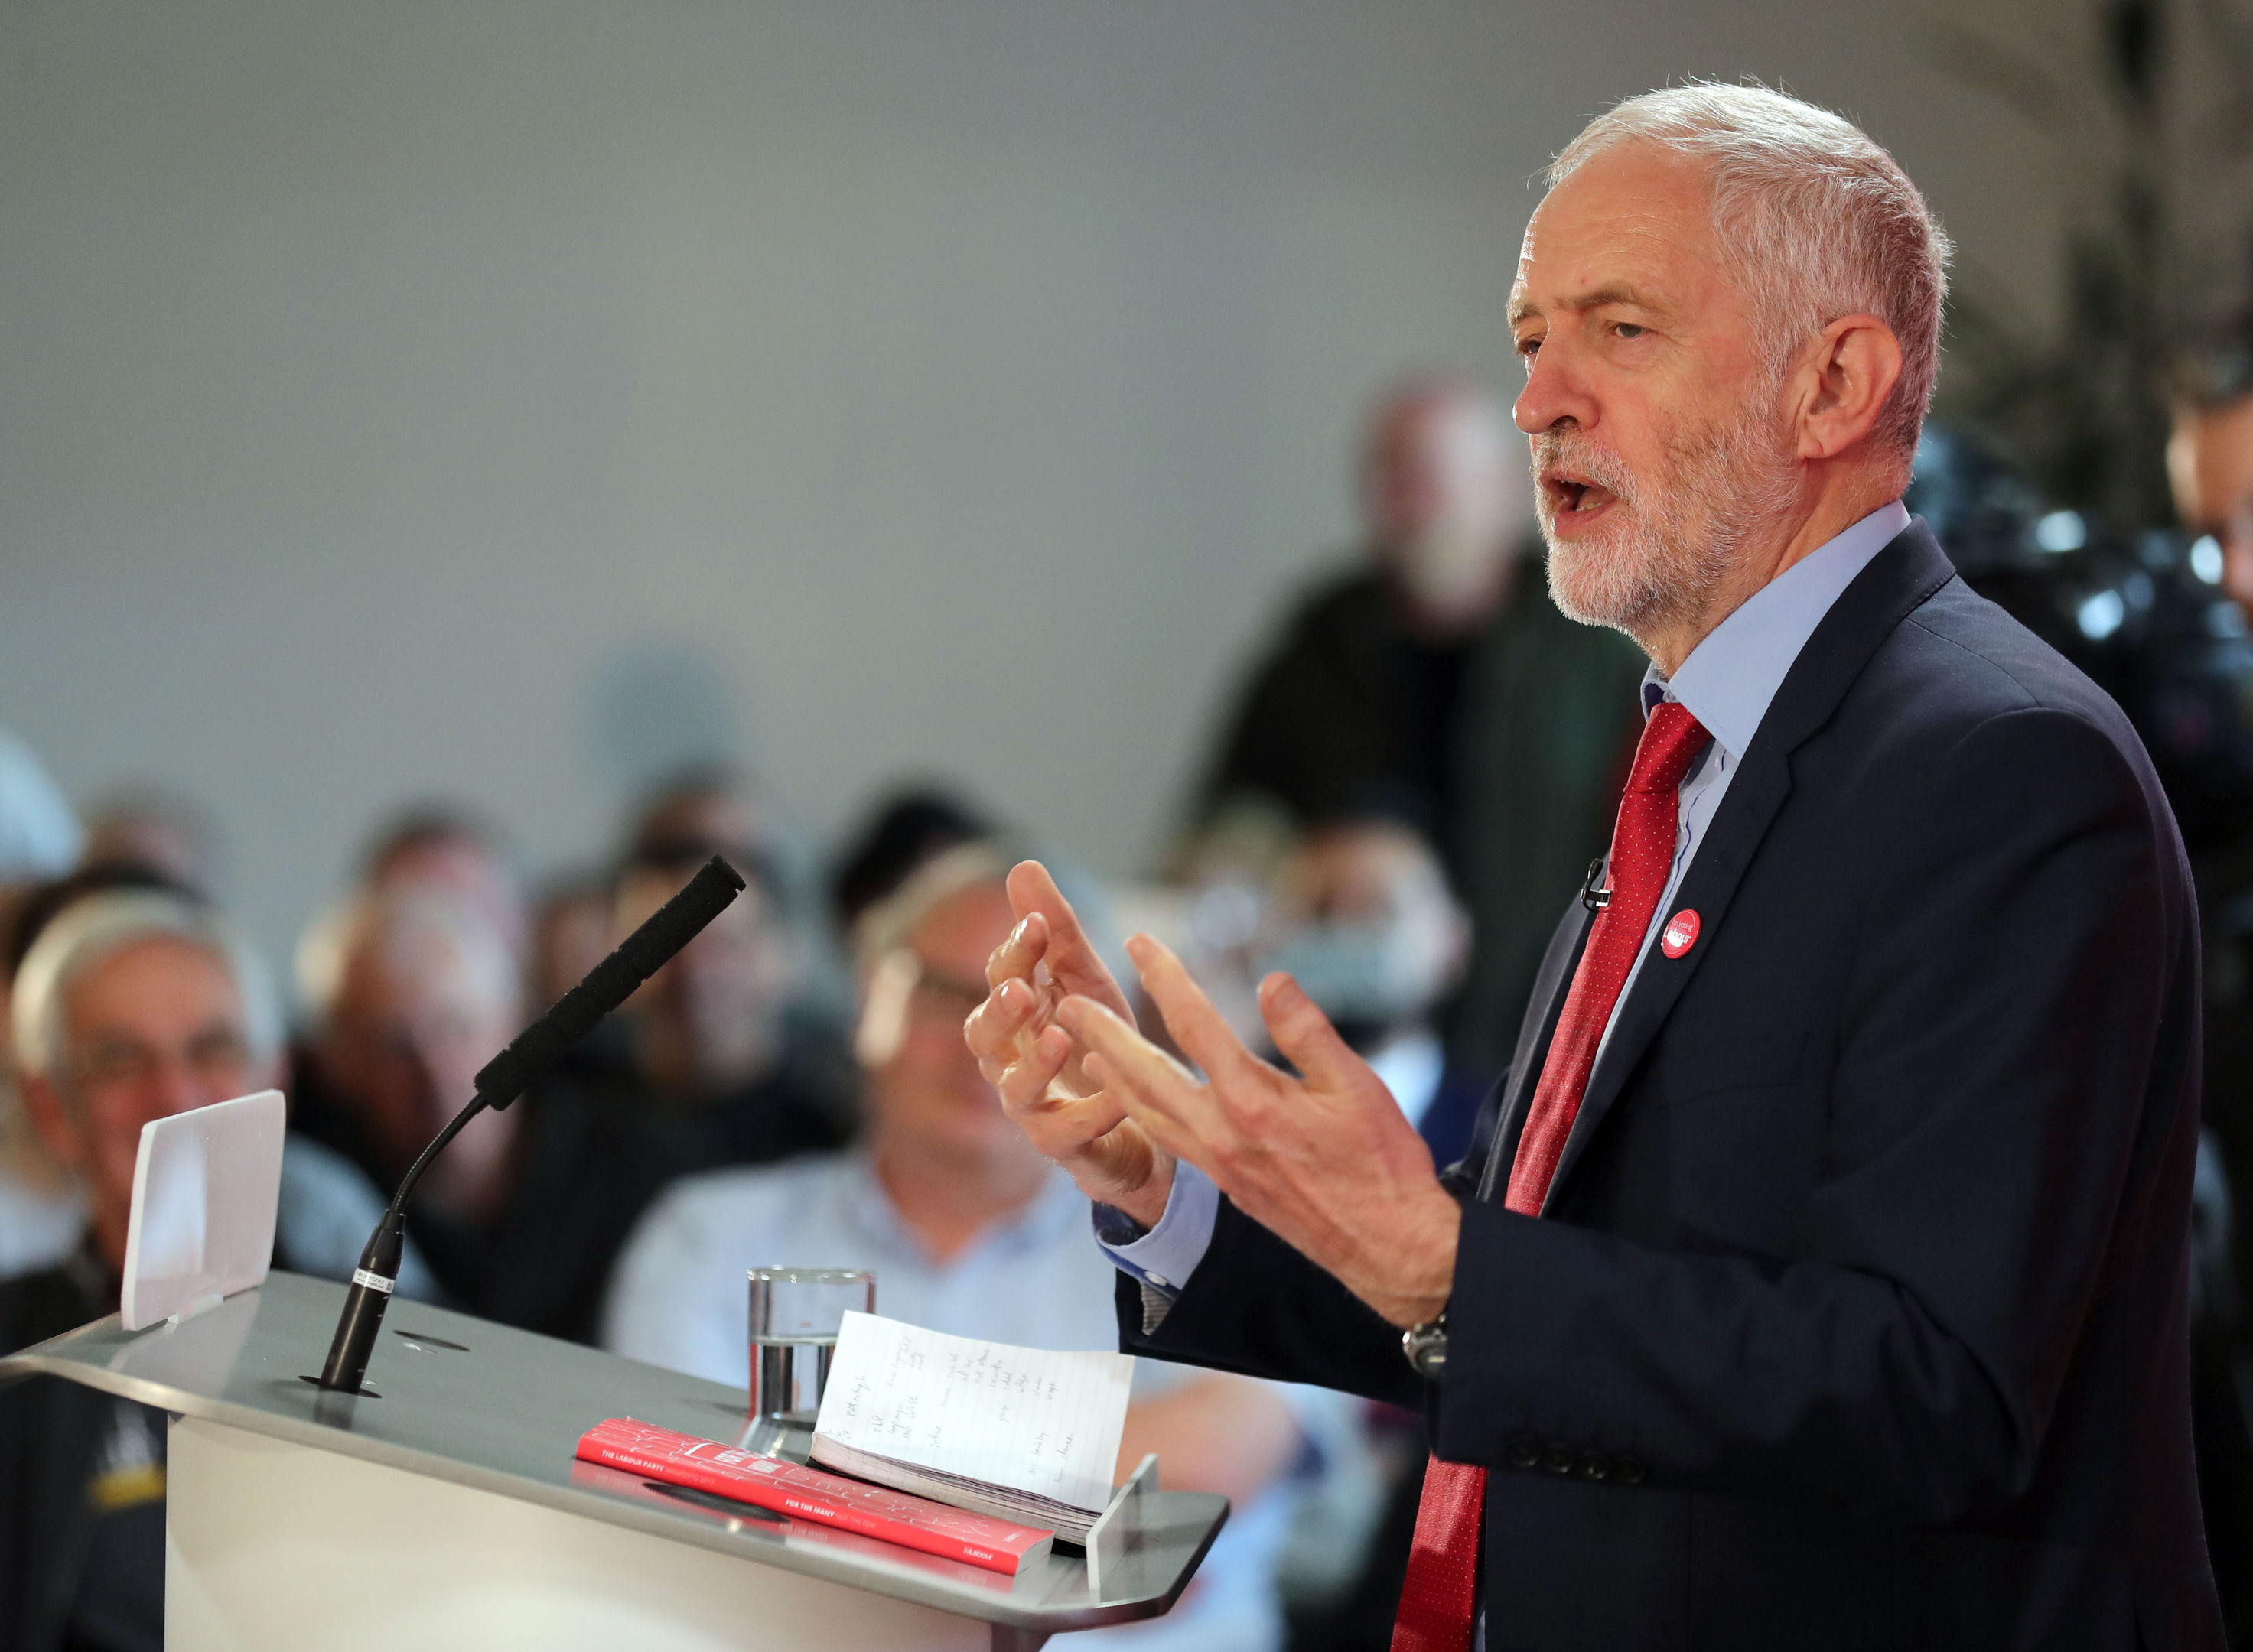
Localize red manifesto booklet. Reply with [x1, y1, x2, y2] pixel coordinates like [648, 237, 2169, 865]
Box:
[575, 1416, 1057, 1576]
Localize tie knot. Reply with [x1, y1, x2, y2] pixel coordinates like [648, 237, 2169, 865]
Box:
[1627, 701, 1711, 795]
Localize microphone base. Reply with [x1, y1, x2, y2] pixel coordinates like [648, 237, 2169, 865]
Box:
[299, 1374, 382, 1399]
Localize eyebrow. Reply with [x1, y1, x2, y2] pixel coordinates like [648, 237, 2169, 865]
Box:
[1509, 284, 1665, 329]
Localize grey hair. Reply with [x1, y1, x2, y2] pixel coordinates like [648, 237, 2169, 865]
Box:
[1550, 82, 1952, 460]
[11, 889, 281, 1083]
[848, 840, 1021, 972]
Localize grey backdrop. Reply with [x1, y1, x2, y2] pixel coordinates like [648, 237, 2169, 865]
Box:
[0, 0, 2076, 961]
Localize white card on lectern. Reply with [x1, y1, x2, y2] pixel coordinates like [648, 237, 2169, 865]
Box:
[119, 1089, 285, 1332]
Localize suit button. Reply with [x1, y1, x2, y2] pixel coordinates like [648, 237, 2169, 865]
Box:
[1504, 1437, 1539, 1470]
[1577, 1452, 1610, 1481]
[1614, 1455, 1649, 1486]
[1541, 1442, 1575, 1475]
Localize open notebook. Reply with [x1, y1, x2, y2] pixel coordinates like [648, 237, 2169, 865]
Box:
[809, 1312, 1135, 1544]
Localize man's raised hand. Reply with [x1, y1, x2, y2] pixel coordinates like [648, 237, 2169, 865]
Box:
[1061, 934, 1460, 1329]
[963, 861, 1176, 1224]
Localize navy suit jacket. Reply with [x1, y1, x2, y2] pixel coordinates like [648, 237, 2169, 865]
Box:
[1119, 525, 2224, 1650]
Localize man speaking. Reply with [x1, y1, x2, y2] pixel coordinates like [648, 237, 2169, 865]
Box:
[968, 83, 2222, 1649]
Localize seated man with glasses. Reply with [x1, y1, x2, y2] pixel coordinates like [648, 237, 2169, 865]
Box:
[0, 885, 419, 1652]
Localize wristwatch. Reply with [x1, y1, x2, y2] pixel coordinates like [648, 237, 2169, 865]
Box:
[1402, 1311, 1448, 1380]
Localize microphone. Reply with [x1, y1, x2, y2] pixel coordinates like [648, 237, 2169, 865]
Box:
[313, 854, 747, 1394]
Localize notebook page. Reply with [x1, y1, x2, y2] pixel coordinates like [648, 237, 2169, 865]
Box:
[815, 1312, 1133, 1514]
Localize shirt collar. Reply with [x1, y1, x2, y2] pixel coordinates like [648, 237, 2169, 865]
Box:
[1643, 499, 1910, 757]
[847, 1150, 1088, 1267]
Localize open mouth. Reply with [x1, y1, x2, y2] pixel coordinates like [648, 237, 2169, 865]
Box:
[1542, 470, 1621, 529]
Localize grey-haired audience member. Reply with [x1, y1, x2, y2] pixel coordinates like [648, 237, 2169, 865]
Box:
[0, 886, 425, 1652]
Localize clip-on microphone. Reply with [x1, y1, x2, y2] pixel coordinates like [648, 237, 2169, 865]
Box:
[313, 854, 747, 1394]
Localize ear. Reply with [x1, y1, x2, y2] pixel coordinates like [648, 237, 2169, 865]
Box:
[1792, 314, 1903, 463]
[18, 1074, 88, 1172]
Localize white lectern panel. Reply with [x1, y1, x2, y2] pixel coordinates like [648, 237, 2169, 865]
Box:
[168, 1417, 984, 1652]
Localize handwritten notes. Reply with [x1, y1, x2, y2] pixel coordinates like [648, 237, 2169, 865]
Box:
[813, 1312, 1133, 1520]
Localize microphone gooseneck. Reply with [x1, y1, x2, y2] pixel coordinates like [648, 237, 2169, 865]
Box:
[314, 855, 747, 1394]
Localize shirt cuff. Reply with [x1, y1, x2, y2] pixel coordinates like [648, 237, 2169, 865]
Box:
[1092, 1160, 1219, 1296]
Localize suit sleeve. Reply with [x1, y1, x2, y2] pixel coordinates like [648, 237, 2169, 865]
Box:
[1437, 704, 2190, 1522]
[1117, 1192, 1428, 1410]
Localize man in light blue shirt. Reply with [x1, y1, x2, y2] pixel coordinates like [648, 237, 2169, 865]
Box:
[604, 841, 1353, 1651]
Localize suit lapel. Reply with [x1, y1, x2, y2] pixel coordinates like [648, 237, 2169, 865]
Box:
[1538, 522, 1960, 1210]
[1476, 897, 1594, 1202]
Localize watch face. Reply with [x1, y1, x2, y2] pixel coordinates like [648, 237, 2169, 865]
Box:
[1402, 1321, 1447, 1379]
[1412, 1335, 1446, 1379]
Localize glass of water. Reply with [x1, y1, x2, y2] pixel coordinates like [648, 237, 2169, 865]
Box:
[746, 1267, 875, 1430]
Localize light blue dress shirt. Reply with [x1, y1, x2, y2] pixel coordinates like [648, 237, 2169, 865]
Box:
[1103, 499, 1912, 1295]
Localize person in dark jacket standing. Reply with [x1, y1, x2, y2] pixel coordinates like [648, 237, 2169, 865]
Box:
[1191, 379, 1645, 1076]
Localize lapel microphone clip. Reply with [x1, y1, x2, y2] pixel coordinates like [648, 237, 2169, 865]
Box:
[1581, 856, 1612, 913]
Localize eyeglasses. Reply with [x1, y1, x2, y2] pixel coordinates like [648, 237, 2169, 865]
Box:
[906, 963, 991, 1023]
[72, 1026, 252, 1093]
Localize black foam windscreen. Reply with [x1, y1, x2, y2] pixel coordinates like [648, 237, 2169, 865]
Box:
[472, 854, 746, 1109]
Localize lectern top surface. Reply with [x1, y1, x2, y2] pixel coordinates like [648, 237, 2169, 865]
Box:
[0, 1271, 1225, 1632]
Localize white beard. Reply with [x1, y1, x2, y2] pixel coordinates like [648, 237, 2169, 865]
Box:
[1535, 398, 1800, 645]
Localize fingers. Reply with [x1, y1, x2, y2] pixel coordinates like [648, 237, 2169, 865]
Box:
[1006, 861, 1132, 1015]
[1081, 1051, 1202, 1169]
[985, 909, 1050, 991]
[981, 1015, 1070, 1108]
[1059, 993, 1214, 1143]
[1258, 971, 1379, 1097]
[1128, 935, 1263, 1088]
[981, 1016, 1128, 1145]
[964, 972, 1042, 1065]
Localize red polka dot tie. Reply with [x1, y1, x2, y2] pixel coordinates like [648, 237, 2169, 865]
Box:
[1390, 701, 1710, 1652]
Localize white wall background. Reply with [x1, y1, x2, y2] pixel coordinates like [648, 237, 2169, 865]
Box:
[0, 0, 2079, 959]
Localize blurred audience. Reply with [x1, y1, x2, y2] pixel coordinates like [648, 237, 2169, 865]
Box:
[1255, 817, 1483, 1168]
[626, 764, 858, 1028]
[0, 733, 89, 1281]
[529, 872, 615, 1013]
[608, 827, 855, 1171]
[292, 886, 659, 1339]
[0, 884, 424, 1652]
[829, 785, 991, 935]
[2170, 307, 2253, 1642]
[0, 730, 82, 887]
[1, 867, 195, 1277]
[2172, 306, 2253, 622]
[615, 844, 792, 1103]
[1187, 376, 1644, 1076]
[607, 811, 1347, 1650]
[295, 888, 524, 1223]
[627, 768, 763, 874]
[358, 804, 529, 966]
[79, 789, 223, 894]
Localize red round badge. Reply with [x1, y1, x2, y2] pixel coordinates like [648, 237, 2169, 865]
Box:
[1660, 909, 1700, 958]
